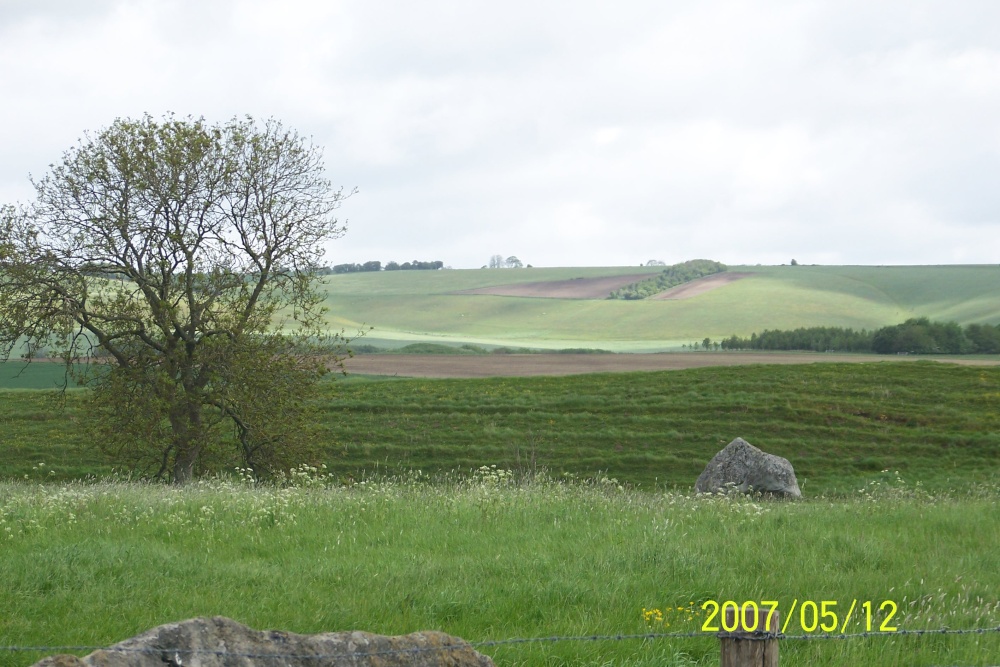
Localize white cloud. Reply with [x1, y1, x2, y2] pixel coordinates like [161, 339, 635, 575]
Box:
[2, 0, 1000, 267]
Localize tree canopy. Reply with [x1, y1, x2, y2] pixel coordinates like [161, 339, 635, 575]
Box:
[0, 114, 353, 483]
[719, 318, 1000, 354]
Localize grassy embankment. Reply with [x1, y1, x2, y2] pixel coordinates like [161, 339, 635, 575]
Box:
[317, 264, 1000, 351]
[0, 477, 997, 667]
[2, 361, 998, 495]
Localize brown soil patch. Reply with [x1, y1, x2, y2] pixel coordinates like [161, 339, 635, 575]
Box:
[648, 272, 754, 300]
[342, 352, 1000, 379]
[454, 273, 654, 299]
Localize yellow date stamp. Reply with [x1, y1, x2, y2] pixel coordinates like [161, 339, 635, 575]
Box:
[701, 599, 899, 634]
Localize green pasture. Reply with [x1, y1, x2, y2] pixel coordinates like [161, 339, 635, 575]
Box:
[3, 361, 998, 495]
[0, 478, 997, 667]
[317, 264, 1000, 350]
[320, 265, 664, 296]
[0, 362, 81, 390]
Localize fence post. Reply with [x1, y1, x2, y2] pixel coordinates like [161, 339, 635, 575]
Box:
[719, 604, 779, 667]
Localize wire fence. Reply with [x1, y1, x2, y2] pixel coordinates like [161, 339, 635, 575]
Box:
[1, 625, 999, 663]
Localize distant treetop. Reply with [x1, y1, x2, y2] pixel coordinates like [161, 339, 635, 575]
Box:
[321, 260, 444, 274]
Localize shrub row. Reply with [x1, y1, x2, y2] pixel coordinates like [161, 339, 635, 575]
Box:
[608, 259, 727, 300]
[720, 318, 1000, 354]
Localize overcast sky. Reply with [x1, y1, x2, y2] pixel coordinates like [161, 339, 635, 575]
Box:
[2, 1, 999, 268]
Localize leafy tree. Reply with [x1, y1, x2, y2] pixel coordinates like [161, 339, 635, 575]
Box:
[0, 114, 353, 483]
[332, 263, 361, 273]
[966, 323, 1000, 353]
[505, 255, 523, 268]
[721, 319, 997, 355]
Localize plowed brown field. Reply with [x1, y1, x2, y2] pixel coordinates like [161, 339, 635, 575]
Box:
[452, 271, 753, 300]
[454, 273, 653, 299]
[342, 352, 1000, 378]
[648, 272, 754, 300]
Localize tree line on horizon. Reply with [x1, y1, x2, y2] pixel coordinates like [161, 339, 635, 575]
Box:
[320, 260, 445, 274]
[718, 318, 1000, 354]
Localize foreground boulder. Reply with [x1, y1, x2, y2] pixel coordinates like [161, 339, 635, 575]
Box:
[695, 437, 801, 498]
[32, 616, 494, 667]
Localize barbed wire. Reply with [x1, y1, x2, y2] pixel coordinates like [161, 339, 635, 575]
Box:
[0, 625, 997, 660]
[779, 625, 1000, 641]
[4, 631, 694, 657]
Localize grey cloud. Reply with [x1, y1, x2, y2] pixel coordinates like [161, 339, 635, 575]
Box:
[3, 0, 1000, 267]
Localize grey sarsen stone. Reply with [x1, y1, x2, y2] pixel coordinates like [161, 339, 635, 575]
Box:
[695, 437, 801, 498]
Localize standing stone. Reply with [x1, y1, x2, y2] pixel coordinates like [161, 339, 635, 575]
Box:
[695, 437, 801, 498]
[31, 616, 495, 667]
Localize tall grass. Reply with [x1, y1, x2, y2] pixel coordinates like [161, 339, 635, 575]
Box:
[0, 473, 997, 666]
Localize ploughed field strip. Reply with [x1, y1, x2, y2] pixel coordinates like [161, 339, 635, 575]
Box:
[451, 273, 655, 299]
[648, 272, 754, 300]
[449, 270, 752, 300]
[341, 352, 1000, 378]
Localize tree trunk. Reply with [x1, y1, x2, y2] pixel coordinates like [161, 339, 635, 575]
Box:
[173, 447, 200, 485]
[169, 397, 205, 485]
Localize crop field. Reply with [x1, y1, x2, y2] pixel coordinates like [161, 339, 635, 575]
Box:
[4, 361, 999, 495]
[317, 264, 1000, 350]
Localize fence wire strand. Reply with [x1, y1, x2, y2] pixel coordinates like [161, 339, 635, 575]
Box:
[0, 625, 997, 661]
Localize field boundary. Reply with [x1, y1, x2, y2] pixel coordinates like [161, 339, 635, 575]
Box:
[341, 351, 1000, 378]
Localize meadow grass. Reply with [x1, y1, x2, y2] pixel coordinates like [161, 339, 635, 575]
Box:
[317, 361, 1000, 495]
[3, 362, 999, 495]
[0, 474, 997, 667]
[315, 265, 1000, 349]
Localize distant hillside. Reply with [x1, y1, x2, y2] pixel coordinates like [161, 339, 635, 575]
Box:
[317, 264, 1000, 352]
[608, 259, 727, 299]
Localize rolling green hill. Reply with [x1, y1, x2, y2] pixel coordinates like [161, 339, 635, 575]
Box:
[317, 264, 1000, 351]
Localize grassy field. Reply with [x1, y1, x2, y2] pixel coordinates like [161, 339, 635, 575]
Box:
[2, 359, 998, 666]
[3, 265, 998, 666]
[3, 361, 999, 495]
[0, 478, 997, 667]
[316, 264, 1000, 350]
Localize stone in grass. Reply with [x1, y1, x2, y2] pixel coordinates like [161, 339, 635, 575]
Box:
[695, 437, 802, 498]
[32, 616, 495, 667]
